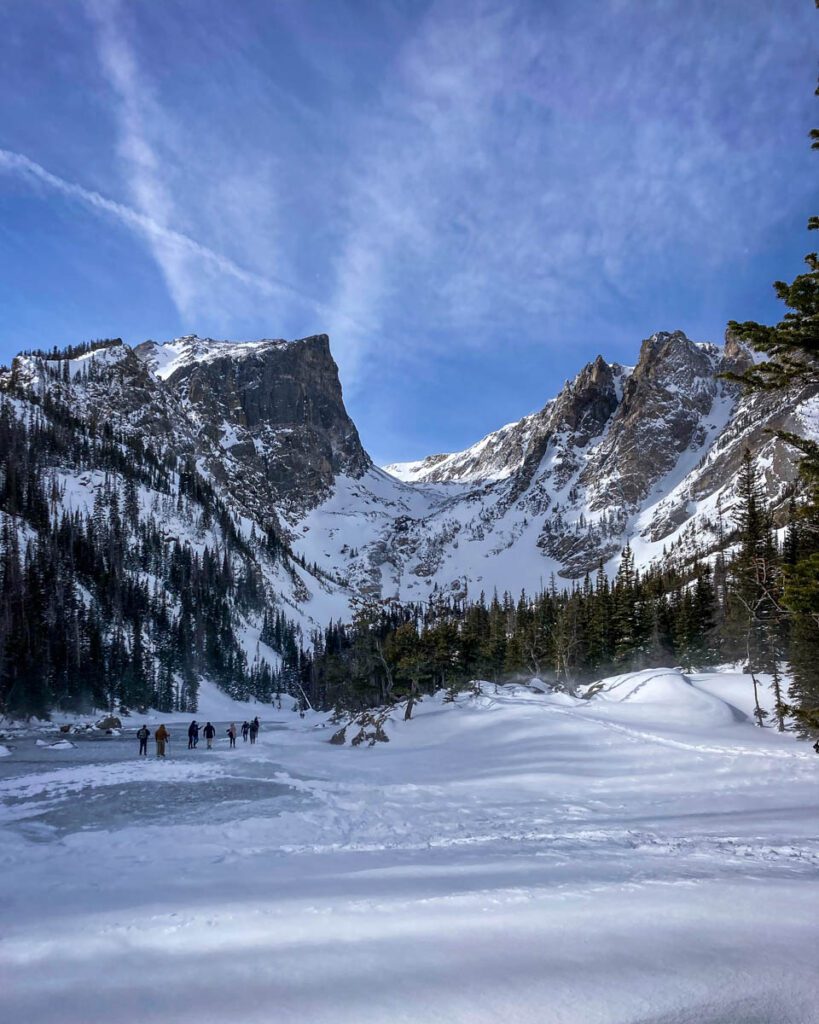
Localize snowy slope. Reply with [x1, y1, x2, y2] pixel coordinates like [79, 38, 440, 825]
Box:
[3, 327, 817, 655]
[1, 669, 817, 1023]
[384, 410, 546, 484]
[135, 334, 289, 380]
[324, 330, 817, 594]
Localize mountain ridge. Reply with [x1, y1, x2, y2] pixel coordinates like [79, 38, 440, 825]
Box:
[1, 325, 816, 715]
[2, 326, 816, 625]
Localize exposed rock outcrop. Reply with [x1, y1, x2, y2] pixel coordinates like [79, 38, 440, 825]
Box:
[136, 334, 370, 516]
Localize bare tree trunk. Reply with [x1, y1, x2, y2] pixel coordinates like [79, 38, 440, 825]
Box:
[771, 662, 785, 732]
[742, 608, 766, 728]
[750, 672, 766, 728]
[405, 675, 423, 720]
[374, 639, 394, 703]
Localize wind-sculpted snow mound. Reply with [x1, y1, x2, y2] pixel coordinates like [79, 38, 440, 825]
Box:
[584, 668, 738, 728]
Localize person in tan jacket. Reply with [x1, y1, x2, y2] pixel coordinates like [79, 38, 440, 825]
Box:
[155, 724, 170, 757]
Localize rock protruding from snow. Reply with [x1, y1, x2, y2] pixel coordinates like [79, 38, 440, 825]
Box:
[134, 335, 289, 380]
[96, 716, 122, 732]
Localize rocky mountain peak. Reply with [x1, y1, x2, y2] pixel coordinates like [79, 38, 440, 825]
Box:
[581, 330, 721, 510]
[138, 333, 370, 516]
[626, 331, 716, 395]
[549, 354, 617, 445]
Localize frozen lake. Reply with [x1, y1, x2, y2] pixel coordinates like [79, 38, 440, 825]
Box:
[2, 673, 818, 1024]
[0, 724, 303, 837]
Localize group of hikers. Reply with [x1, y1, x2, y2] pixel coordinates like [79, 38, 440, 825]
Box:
[135, 717, 260, 757]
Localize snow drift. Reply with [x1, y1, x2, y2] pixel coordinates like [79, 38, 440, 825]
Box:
[1, 669, 817, 1024]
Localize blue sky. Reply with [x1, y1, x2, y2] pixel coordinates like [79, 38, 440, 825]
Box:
[0, 1, 816, 464]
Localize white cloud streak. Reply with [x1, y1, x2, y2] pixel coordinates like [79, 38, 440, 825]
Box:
[83, 0, 204, 319]
[77, 0, 354, 337]
[0, 147, 362, 337]
[0, 146, 274, 295]
[325, 0, 814, 384]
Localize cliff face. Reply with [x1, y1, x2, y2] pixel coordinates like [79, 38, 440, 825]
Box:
[580, 331, 724, 511]
[135, 334, 369, 516]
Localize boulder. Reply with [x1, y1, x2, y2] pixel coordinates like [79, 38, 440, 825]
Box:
[96, 715, 122, 731]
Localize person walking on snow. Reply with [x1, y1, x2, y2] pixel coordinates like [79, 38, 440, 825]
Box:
[227, 722, 237, 748]
[241, 721, 250, 742]
[188, 720, 199, 750]
[155, 724, 170, 758]
[137, 724, 149, 756]
[249, 717, 259, 744]
[203, 722, 216, 749]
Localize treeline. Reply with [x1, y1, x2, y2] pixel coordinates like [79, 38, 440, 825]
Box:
[277, 450, 817, 731]
[0, 394, 281, 717]
[25, 338, 124, 362]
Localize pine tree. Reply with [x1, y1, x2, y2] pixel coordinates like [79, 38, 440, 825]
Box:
[726, 75, 819, 734]
[612, 545, 640, 665]
[727, 450, 784, 726]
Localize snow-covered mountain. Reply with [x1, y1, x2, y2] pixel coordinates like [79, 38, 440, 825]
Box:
[308, 329, 817, 598]
[2, 328, 817, 640]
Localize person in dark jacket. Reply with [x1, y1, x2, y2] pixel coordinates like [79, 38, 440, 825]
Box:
[249, 718, 259, 744]
[203, 721, 216, 749]
[188, 720, 199, 750]
[137, 725, 150, 756]
[241, 721, 250, 742]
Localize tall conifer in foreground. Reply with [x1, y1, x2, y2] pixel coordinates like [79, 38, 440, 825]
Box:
[726, 75, 819, 733]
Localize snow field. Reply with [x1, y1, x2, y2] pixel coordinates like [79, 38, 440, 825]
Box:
[1, 669, 818, 1023]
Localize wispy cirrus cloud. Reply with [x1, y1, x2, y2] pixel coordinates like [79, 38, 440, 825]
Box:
[80, 0, 350, 339]
[0, 147, 267, 296]
[326, 0, 815, 384]
[82, 0, 196, 318]
[0, 145, 354, 333]
[82, 0, 267, 326]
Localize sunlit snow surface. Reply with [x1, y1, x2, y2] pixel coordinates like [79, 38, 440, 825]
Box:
[1, 670, 818, 1024]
